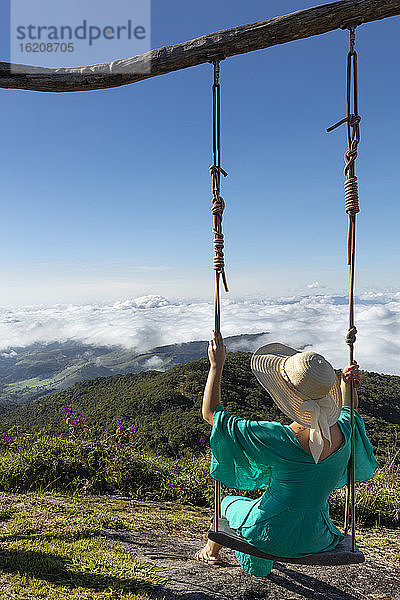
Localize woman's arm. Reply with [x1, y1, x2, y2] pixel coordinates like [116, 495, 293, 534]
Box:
[341, 361, 361, 410]
[202, 331, 226, 425]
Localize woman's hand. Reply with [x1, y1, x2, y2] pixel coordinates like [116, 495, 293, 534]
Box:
[203, 331, 226, 424]
[342, 361, 362, 389]
[208, 331, 226, 371]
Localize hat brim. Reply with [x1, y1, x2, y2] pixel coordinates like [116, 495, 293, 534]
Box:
[250, 343, 341, 428]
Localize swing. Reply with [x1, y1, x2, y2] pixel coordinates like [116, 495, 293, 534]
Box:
[207, 23, 365, 567]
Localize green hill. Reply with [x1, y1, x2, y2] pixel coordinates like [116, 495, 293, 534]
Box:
[0, 352, 398, 462]
[0, 333, 268, 412]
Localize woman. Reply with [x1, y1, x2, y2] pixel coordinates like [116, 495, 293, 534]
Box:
[196, 331, 378, 576]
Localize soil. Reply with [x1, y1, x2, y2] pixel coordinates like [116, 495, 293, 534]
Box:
[103, 529, 400, 600]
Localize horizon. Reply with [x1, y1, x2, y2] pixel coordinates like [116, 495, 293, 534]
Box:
[0, 291, 399, 376]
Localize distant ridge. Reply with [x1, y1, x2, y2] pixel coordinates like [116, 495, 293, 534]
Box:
[0, 333, 269, 413]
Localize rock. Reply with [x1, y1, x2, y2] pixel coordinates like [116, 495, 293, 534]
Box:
[103, 530, 400, 600]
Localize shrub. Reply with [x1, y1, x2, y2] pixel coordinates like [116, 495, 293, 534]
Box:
[0, 431, 174, 499]
[328, 462, 399, 528]
[0, 429, 398, 529]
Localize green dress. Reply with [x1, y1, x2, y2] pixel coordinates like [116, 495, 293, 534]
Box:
[210, 404, 378, 577]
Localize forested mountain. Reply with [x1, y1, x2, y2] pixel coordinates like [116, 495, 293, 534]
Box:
[1, 352, 398, 462]
[0, 333, 268, 412]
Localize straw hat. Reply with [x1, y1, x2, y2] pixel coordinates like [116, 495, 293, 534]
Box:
[251, 343, 342, 463]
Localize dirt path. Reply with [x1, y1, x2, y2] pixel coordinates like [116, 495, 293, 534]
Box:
[104, 529, 399, 600]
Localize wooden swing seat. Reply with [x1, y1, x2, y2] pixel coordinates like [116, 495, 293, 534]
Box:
[208, 516, 365, 566]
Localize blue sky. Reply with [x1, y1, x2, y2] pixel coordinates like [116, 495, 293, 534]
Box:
[0, 1, 399, 305]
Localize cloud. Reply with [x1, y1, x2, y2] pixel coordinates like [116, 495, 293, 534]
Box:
[0, 292, 399, 374]
[1, 350, 17, 358]
[227, 335, 271, 353]
[307, 281, 322, 289]
[142, 355, 164, 370]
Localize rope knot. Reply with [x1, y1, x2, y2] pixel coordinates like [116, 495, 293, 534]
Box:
[209, 164, 228, 178]
[212, 226, 227, 283]
[345, 326, 357, 346]
[327, 114, 361, 134]
[349, 114, 361, 128]
[211, 195, 225, 216]
[344, 140, 359, 179]
[344, 176, 360, 215]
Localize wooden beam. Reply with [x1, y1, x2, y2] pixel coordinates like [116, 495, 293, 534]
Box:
[1, 0, 399, 93]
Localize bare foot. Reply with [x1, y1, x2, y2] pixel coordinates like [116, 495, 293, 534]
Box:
[195, 543, 222, 563]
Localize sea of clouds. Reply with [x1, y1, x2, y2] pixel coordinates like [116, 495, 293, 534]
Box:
[0, 291, 399, 375]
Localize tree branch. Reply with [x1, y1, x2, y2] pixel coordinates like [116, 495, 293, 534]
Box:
[1, 0, 399, 93]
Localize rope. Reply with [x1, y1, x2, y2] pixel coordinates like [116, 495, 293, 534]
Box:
[328, 23, 361, 553]
[209, 57, 228, 533]
[327, 26, 361, 223]
[210, 58, 229, 336]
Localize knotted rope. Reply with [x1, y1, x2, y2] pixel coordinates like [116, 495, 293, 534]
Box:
[210, 58, 229, 336]
[327, 30, 361, 220]
[345, 325, 357, 346]
[328, 22, 362, 552]
[209, 57, 228, 532]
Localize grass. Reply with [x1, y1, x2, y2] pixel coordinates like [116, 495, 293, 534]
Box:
[0, 493, 190, 600]
[355, 526, 400, 566]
